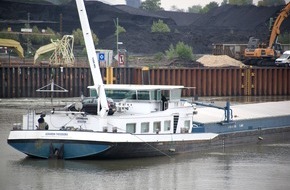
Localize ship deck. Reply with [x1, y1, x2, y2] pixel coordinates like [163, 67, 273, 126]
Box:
[194, 101, 290, 124]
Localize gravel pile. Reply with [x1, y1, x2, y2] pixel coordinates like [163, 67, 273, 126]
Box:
[197, 55, 246, 68]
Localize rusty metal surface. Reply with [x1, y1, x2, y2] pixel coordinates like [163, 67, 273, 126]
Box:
[0, 65, 290, 98]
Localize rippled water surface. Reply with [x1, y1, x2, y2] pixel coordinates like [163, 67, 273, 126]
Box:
[1, 98, 290, 190]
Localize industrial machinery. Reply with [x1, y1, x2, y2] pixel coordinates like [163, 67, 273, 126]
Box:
[243, 3, 290, 66]
[0, 38, 24, 58]
[34, 35, 75, 66]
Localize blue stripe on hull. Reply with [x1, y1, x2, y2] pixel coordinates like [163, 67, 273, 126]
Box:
[7, 140, 111, 159]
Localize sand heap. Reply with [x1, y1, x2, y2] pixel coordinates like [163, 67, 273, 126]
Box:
[197, 55, 246, 68]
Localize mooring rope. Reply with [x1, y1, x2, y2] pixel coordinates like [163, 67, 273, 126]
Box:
[107, 123, 172, 158]
[130, 133, 172, 158]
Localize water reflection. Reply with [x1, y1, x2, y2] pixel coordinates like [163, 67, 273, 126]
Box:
[8, 142, 290, 173]
[3, 142, 290, 190]
[11, 156, 174, 173]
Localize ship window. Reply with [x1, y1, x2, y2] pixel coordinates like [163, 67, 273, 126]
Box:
[90, 88, 97, 97]
[137, 91, 150, 100]
[141, 122, 149, 133]
[181, 120, 191, 133]
[164, 120, 171, 131]
[153, 121, 161, 133]
[184, 120, 190, 129]
[151, 90, 160, 100]
[105, 90, 136, 100]
[125, 90, 137, 100]
[126, 123, 136, 133]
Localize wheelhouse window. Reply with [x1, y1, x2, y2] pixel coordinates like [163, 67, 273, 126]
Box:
[137, 90, 150, 100]
[125, 90, 137, 100]
[105, 90, 136, 100]
[141, 122, 149, 133]
[164, 120, 171, 131]
[153, 121, 161, 133]
[126, 123, 136, 133]
[151, 90, 160, 101]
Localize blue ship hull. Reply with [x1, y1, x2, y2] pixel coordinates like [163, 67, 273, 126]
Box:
[7, 140, 111, 159]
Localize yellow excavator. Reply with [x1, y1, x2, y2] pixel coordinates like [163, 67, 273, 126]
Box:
[0, 38, 24, 58]
[243, 3, 290, 66]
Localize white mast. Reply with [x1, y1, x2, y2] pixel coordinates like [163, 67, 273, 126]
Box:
[75, 0, 108, 117]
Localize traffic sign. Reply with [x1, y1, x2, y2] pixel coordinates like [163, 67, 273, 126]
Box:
[99, 53, 105, 61]
[119, 54, 124, 65]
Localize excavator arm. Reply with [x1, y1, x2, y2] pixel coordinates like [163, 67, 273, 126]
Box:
[243, 3, 290, 66]
[0, 38, 24, 58]
[268, 3, 290, 49]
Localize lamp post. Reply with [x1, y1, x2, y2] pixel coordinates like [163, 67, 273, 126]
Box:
[115, 17, 119, 61]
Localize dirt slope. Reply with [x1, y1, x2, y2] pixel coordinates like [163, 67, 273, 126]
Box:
[0, 1, 289, 55]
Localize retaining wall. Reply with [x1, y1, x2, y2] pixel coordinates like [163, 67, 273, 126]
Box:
[1, 65, 289, 98]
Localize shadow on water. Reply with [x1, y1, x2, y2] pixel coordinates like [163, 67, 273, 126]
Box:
[9, 151, 212, 174]
[10, 141, 290, 174]
[9, 156, 174, 173]
[4, 141, 290, 190]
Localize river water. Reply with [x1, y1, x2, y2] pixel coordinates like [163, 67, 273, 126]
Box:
[1, 97, 290, 190]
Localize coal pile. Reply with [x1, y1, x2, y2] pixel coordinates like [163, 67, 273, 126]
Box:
[0, 1, 289, 55]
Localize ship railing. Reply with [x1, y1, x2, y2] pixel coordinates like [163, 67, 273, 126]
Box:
[27, 109, 36, 130]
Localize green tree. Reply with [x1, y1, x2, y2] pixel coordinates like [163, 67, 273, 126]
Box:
[21, 26, 59, 46]
[165, 44, 176, 60]
[30, 26, 42, 44]
[175, 42, 194, 61]
[72, 28, 83, 45]
[200, 2, 219, 14]
[165, 42, 194, 61]
[188, 5, 202, 13]
[115, 25, 126, 36]
[257, 0, 285, 6]
[228, 0, 253, 5]
[42, 27, 61, 42]
[151, 19, 171, 33]
[72, 28, 98, 46]
[140, 0, 164, 11]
